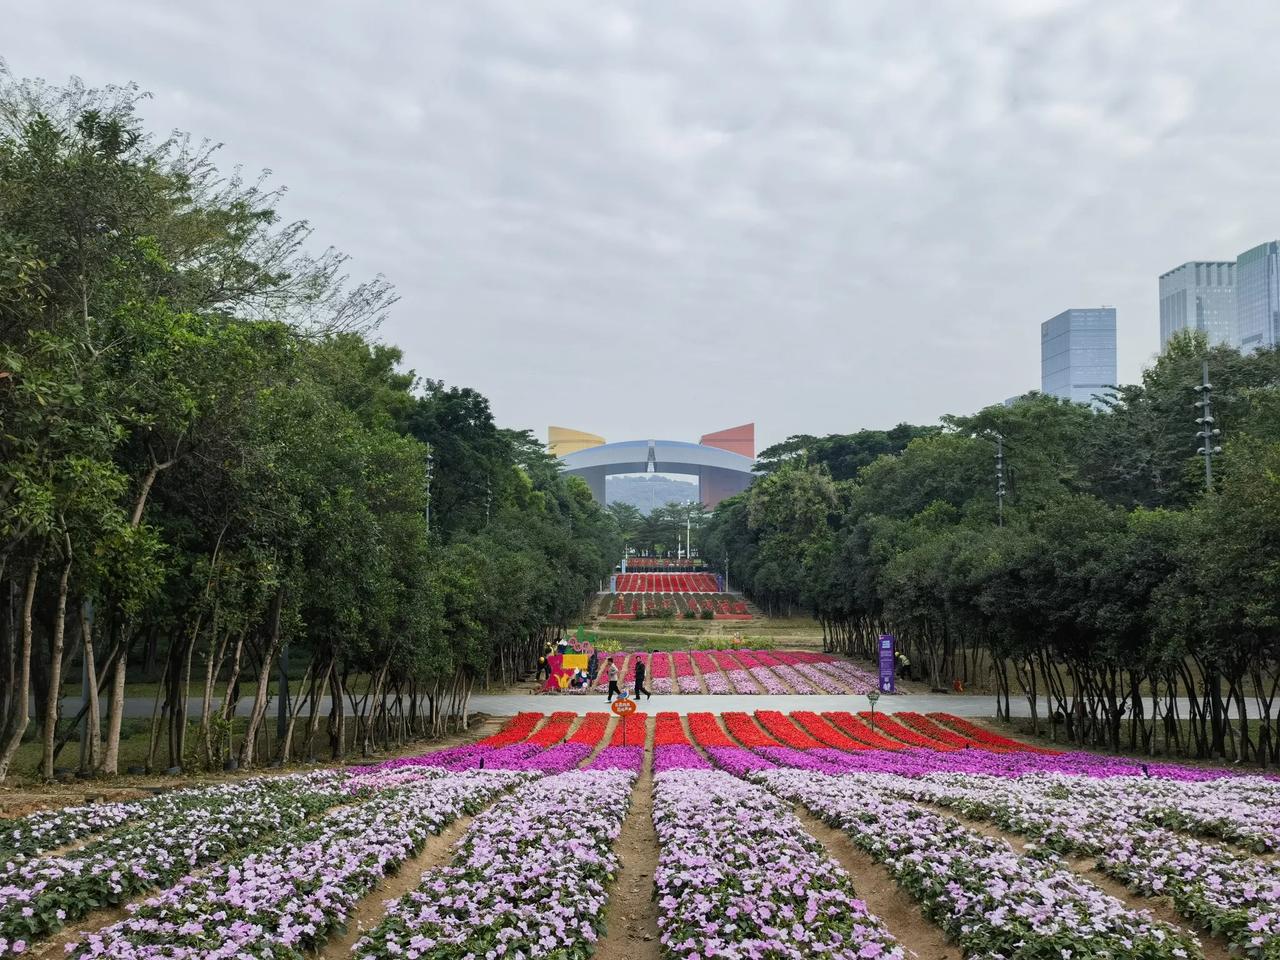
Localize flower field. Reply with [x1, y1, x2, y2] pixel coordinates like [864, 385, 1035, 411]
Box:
[563, 648, 879, 695]
[3, 708, 1277, 959]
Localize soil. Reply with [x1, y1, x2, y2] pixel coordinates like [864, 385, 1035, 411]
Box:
[795, 807, 961, 960]
[313, 811, 476, 958]
[592, 722, 662, 960]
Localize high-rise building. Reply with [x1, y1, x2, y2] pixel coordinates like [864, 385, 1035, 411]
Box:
[1235, 241, 1280, 353]
[1040, 307, 1117, 407]
[1158, 261, 1236, 349]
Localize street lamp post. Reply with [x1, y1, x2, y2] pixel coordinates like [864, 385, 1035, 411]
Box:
[1194, 360, 1221, 491]
[424, 449, 434, 534]
[995, 433, 1006, 526]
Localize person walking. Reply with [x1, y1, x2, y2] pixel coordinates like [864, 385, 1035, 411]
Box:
[605, 658, 625, 702]
[634, 653, 652, 700]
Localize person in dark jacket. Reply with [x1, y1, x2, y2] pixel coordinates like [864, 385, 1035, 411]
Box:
[634, 653, 652, 700]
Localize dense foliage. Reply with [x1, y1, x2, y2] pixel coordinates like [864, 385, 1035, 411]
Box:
[0, 71, 618, 781]
[705, 337, 1280, 763]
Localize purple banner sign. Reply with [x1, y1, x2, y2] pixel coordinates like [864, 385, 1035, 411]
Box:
[878, 634, 896, 694]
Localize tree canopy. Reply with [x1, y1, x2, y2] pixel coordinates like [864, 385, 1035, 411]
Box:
[707, 346, 1280, 764]
[0, 68, 618, 781]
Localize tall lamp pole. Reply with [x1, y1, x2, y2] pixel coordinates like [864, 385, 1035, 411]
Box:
[1194, 360, 1221, 490]
[424, 449, 434, 534]
[995, 433, 1006, 527]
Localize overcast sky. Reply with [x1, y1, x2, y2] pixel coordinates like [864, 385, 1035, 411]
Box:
[9, 1, 1280, 450]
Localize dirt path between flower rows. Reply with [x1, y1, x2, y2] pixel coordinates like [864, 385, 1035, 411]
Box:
[593, 722, 662, 960]
[907, 798, 1234, 960]
[794, 807, 962, 960]
[314, 809, 479, 958]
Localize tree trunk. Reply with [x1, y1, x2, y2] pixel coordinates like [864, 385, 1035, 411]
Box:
[237, 589, 284, 768]
[0, 555, 42, 782]
[40, 540, 73, 779]
[79, 602, 101, 772]
[99, 636, 128, 776]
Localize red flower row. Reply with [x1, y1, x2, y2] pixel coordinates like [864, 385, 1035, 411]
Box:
[790, 711, 870, 751]
[754, 710, 823, 748]
[929, 713, 1058, 754]
[608, 712, 647, 747]
[723, 711, 779, 748]
[480, 712, 543, 747]
[526, 711, 578, 747]
[653, 712, 691, 747]
[686, 712, 736, 748]
[823, 712, 908, 750]
[568, 713, 611, 746]
[856, 712, 960, 751]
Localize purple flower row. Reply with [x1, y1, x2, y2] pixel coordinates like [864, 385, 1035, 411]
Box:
[723, 669, 763, 694]
[676, 674, 701, 694]
[759, 744, 1268, 781]
[66, 770, 530, 959]
[587, 746, 645, 772]
[353, 769, 634, 958]
[809, 659, 880, 694]
[758, 769, 1203, 960]
[703, 747, 776, 777]
[788, 661, 849, 694]
[653, 769, 904, 959]
[764, 663, 818, 694]
[653, 746, 712, 772]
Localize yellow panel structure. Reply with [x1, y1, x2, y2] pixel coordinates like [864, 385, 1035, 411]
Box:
[548, 425, 605, 459]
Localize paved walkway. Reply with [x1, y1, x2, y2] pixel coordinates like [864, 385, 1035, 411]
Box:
[62, 692, 1206, 718]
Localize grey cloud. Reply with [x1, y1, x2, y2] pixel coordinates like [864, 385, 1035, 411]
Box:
[8, 0, 1280, 448]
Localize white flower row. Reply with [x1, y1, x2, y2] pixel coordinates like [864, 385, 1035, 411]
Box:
[653, 769, 904, 959]
[0, 799, 147, 865]
[874, 770, 1280, 957]
[757, 769, 1203, 960]
[353, 768, 634, 959]
[68, 769, 533, 959]
[0, 773, 348, 954]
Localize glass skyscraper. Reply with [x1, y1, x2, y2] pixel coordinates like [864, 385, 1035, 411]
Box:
[1040, 307, 1117, 408]
[1158, 261, 1236, 349]
[1235, 241, 1280, 353]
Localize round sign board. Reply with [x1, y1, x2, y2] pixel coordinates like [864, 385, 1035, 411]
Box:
[611, 698, 636, 716]
[867, 690, 881, 704]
